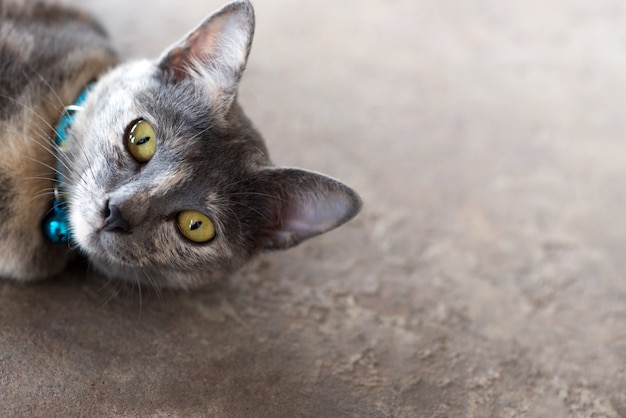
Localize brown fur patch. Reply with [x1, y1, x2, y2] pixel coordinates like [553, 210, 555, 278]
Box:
[0, 97, 69, 279]
[0, 0, 117, 280]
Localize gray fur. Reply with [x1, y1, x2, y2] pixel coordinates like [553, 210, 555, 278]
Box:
[0, 0, 362, 289]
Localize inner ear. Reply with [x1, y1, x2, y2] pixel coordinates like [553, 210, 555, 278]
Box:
[251, 168, 363, 251]
[158, 0, 255, 89]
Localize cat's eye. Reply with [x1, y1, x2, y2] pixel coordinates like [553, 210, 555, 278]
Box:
[177, 210, 216, 243]
[126, 119, 156, 163]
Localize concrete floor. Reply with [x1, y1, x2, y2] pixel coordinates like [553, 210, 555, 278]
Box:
[2, 0, 626, 416]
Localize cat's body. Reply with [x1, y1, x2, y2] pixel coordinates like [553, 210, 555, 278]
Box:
[0, 0, 117, 279]
[0, 0, 361, 289]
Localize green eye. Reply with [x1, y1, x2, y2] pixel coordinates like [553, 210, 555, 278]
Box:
[177, 210, 215, 243]
[126, 119, 156, 162]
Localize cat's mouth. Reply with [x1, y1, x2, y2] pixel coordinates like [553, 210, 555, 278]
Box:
[84, 229, 142, 268]
[69, 201, 127, 261]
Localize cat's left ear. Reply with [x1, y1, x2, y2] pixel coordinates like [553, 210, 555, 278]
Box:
[158, 0, 254, 93]
[252, 168, 363, 251]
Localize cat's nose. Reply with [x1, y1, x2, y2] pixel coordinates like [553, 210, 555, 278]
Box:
[102, 202, 131, 233]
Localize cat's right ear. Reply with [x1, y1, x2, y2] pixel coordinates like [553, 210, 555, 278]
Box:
[157, 0, 254, 94]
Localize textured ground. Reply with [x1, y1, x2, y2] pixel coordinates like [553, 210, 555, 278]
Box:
[2, 0, 626, 416]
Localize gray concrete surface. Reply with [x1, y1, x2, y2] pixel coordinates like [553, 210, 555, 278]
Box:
[2, 0, 626, 416]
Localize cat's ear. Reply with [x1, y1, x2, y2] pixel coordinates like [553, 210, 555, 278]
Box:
[158, 0, 254, 91]
[253, 168, 362, 251]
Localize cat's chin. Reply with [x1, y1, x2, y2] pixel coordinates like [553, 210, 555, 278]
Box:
[87, 255, 218, 290]
[72, 230, 157, 287]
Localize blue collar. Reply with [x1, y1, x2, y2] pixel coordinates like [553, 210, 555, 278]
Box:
[42, 84, 93, 244]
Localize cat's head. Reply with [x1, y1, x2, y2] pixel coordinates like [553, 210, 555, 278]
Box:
[62, 0, 361, 289]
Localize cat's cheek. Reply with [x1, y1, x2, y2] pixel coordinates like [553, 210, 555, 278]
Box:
[69, 207, 98, 251]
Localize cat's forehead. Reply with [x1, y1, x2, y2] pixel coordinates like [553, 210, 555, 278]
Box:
[89, 61, 224, 144]
[90, 60, 156, 107]
[76, 59, 268, 188]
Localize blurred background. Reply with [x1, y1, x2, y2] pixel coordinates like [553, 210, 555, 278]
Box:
[2, 0, 626, 416]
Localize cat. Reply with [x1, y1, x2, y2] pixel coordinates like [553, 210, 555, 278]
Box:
[0, 0, 362, 289]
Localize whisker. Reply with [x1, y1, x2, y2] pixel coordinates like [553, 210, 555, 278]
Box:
[98, 276, 114, 292]
[229, 200, 275, 226]
[7, 126, 56, 154]
[4, 128, 76, 175]
[25, 189, 56, 205]
[0, 93, 63, 140]
[185, 124, 213, 143]
[146, 271, 163, 304]
[39, 200, 59, 220]
[21, 65, 65, 108]
[101, 280, 123, 308]
[223, 191, 288, 203]
[22, 156, 63, 177]
[137, 277, 143, 314]
[22, 175, 56, 182]
[223, 206, 243, 237]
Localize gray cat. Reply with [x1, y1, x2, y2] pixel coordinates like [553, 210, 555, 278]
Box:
[0, 0, 361, 289]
